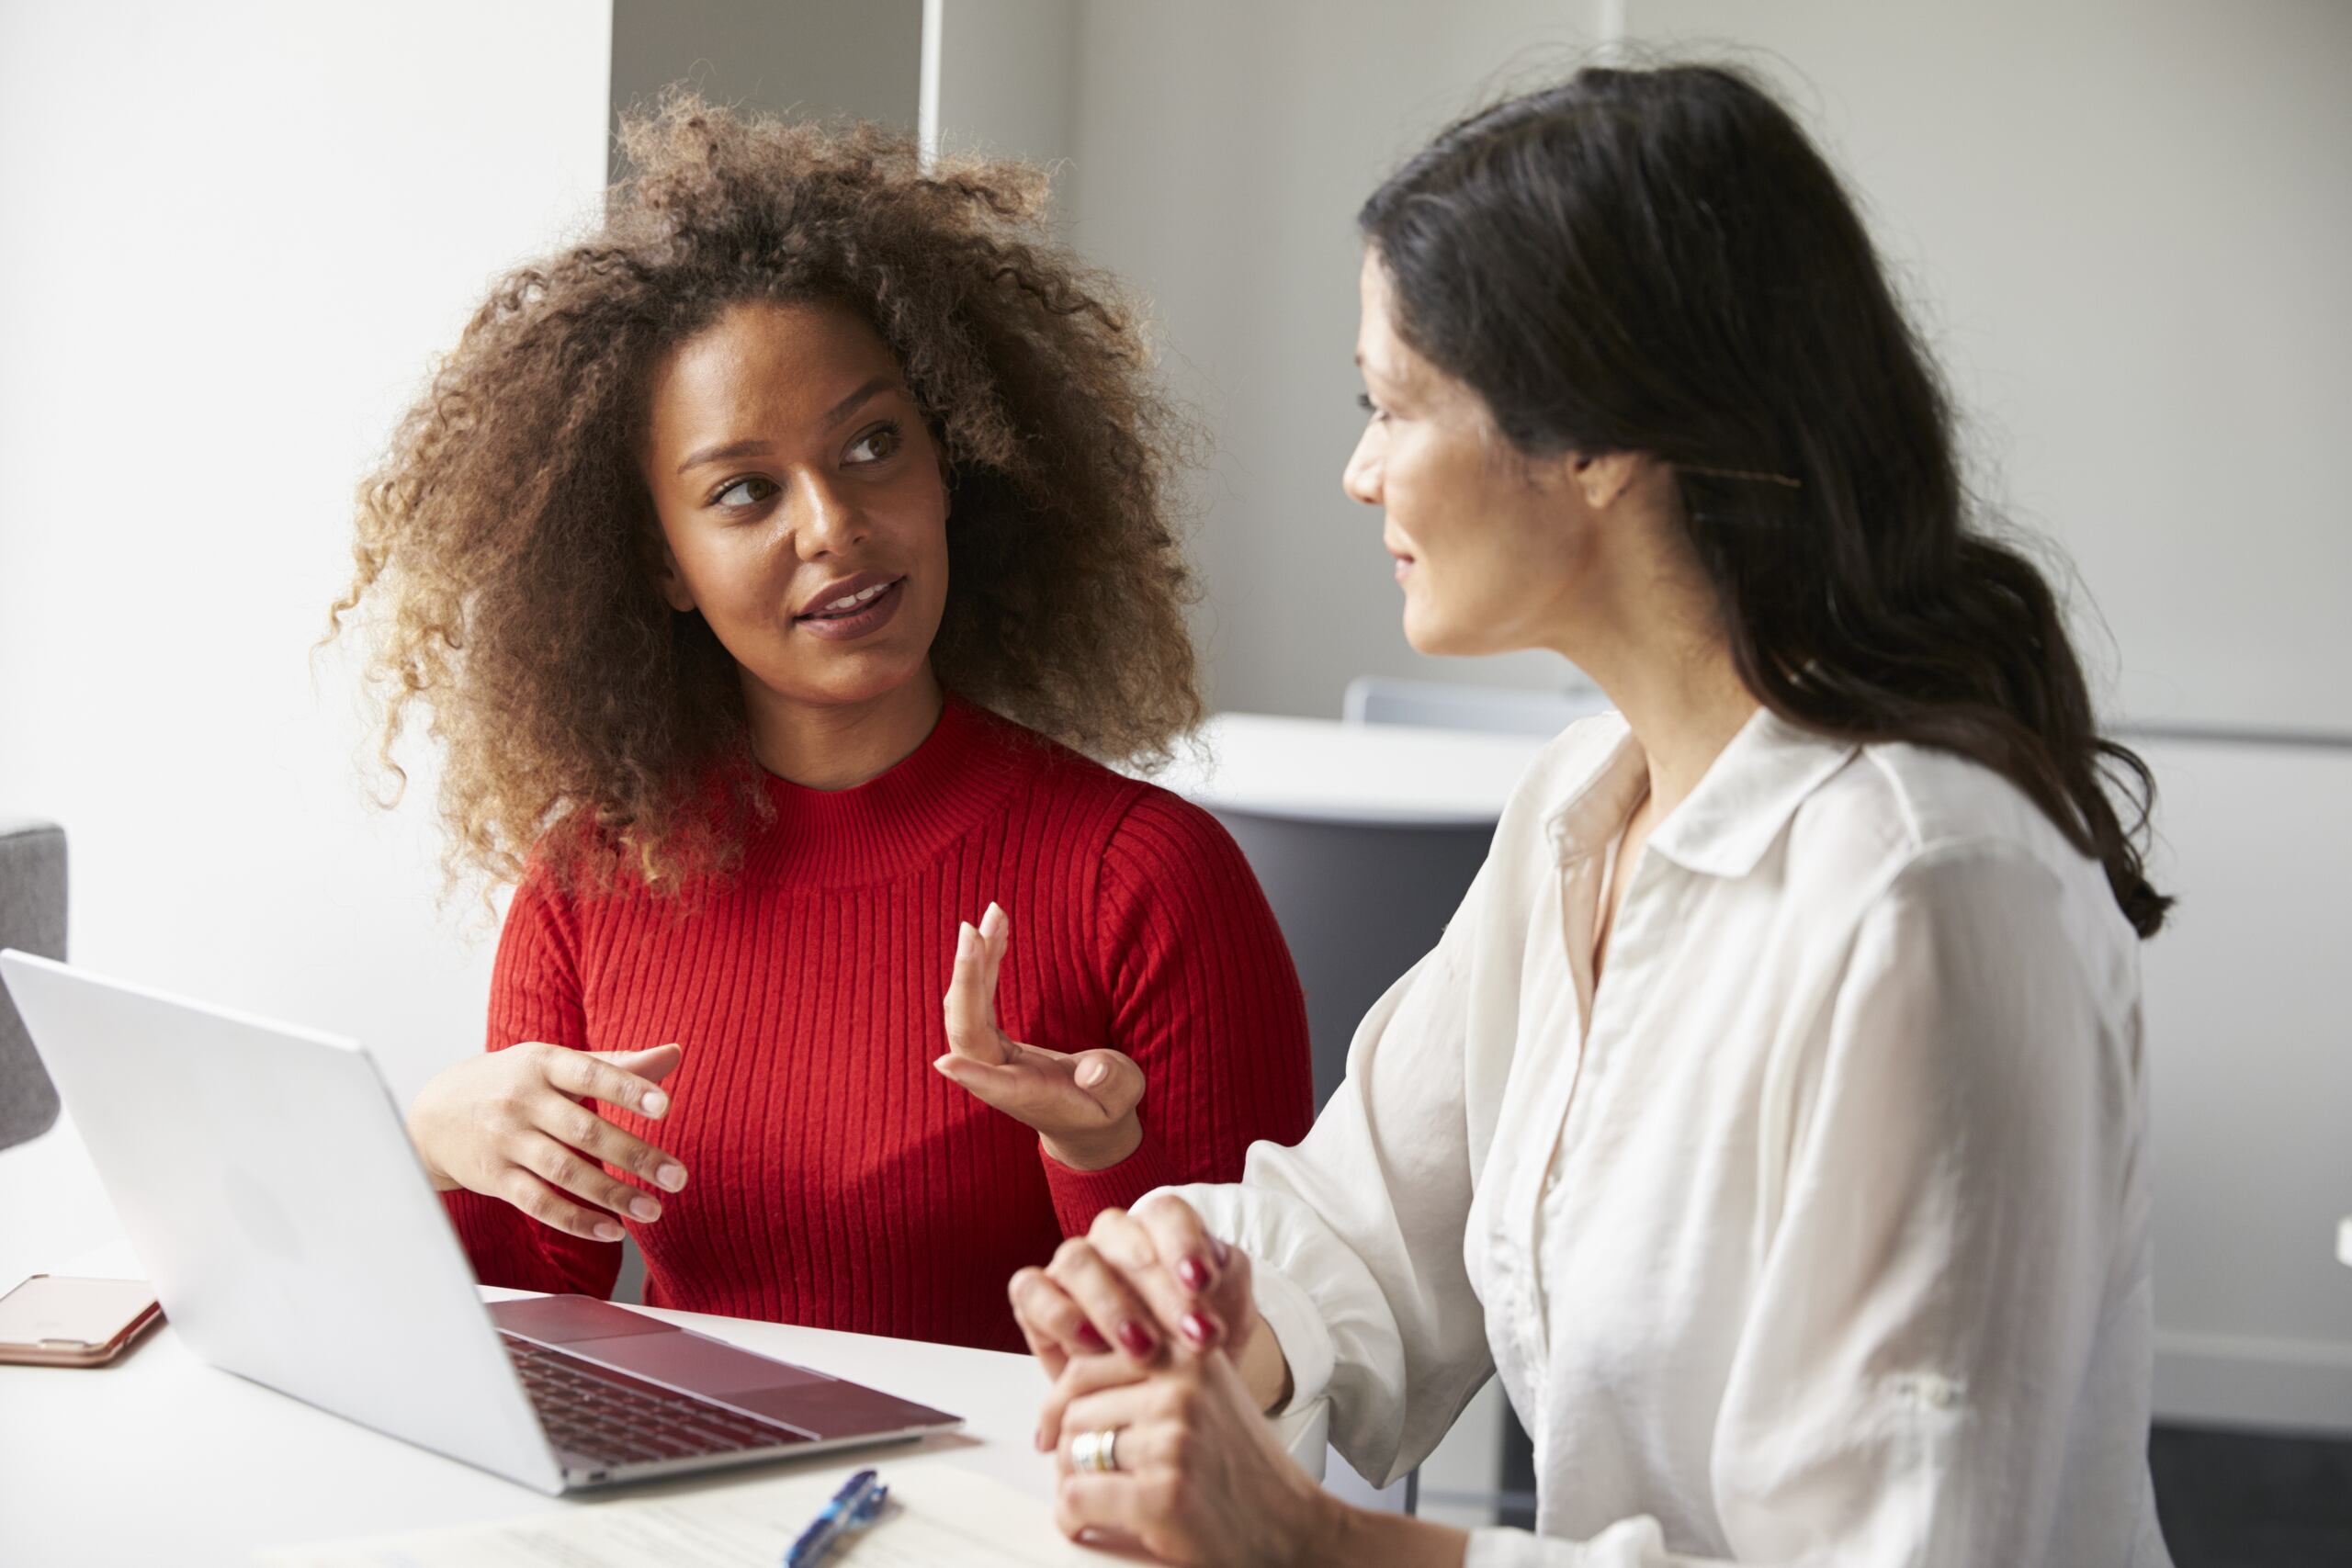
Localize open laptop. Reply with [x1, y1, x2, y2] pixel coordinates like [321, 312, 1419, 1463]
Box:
[0, 950, 962, 1495]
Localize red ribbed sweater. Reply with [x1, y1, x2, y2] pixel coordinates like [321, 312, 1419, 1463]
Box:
[445, 698, 1313, 1352]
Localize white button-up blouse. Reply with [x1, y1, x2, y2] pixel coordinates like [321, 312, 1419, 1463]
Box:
[1162, 709, 2174, 1564]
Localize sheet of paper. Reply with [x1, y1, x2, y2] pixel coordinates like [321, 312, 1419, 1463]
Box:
[256, 1459, 1116, 1567]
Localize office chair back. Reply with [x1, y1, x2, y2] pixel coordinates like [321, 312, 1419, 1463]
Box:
[0, 818, 66, 1150]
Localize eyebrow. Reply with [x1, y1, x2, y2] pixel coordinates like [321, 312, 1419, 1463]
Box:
[672, 376, 901, 475]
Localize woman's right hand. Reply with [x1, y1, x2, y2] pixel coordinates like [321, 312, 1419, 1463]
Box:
[1009, 1196, 1285, 1432]
[406, 1041, 687, 1242]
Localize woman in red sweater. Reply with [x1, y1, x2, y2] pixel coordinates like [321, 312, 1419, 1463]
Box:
[331, 99, 1312, 1353]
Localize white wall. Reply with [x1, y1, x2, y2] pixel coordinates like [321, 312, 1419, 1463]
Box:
[929, 0, 1080, 179]
[0, 1, 613, 1140]
[2132, 737, 2352, 1431]
[1056, 0, 1613, 716]
[611, 0, 924, 167]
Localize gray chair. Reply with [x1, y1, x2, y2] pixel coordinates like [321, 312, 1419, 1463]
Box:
[0, 818, 66, 1150]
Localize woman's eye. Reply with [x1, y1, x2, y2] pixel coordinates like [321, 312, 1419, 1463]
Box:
[846, 423, 902, 464]
[712, 476, 778, 510]
[1357, 392, 1388, 423]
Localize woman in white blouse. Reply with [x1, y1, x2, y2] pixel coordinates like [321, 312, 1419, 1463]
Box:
[989, 64, 2177, 1565]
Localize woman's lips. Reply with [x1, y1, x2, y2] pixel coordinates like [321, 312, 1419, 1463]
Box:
[795, 576, 906, 640]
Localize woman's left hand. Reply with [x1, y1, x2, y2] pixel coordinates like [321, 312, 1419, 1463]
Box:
[937, 903, 1148, 1170]
[1046, 1346, 1337, 1566]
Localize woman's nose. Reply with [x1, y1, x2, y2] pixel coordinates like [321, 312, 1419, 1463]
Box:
[1341, 423, 1384, 506]
[792, 475, 865, 558]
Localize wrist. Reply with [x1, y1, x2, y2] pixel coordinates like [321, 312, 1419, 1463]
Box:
[1239, 1315, 1293, 1415]
[1296, 1495, 1468, 1568]
[1289, 1485, 1356, 1568]
[405, 1111, 459, 1192]
[1039, 1113, 1142, 1172]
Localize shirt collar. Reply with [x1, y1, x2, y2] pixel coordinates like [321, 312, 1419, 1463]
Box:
[1546, 706, 1857, 880]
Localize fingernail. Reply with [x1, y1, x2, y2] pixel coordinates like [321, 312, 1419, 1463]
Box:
[629, 1195, 661, 1222]
[1176, 1256, 1210, 1292]
[643, 1089, 669, 1117]
[1117, 1320, 1156, 1358]
[1036, 1425, 1053, 1452]
[1182, 1311, 1217, 1348]
[656, 1163, 685, 1191]
[984, 901, 1005, 931]
[1210, 1236, 1231, 1266]
[1076, 1323, 1112, 1353]
[594, 1221, 623, 1241]
[956, 923, 975, 960]
[1077, 1060, 1109, 1089]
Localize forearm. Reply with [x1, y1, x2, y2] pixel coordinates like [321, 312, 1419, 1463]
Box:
[1303, 1494, 1468, 1568]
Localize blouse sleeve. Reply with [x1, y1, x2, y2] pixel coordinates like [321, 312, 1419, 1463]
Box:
[1040, 790, 1316, 1234]
[1156, 851, 1500, 1488]
[440, 866, 624, 1301]
[1462, 841, 2148, 1566]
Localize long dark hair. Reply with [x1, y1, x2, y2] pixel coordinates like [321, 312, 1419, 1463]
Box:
[1361, 64, 2170, 937]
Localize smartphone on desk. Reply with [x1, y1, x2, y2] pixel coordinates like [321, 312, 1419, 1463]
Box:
[0, 1274, 163, 1367]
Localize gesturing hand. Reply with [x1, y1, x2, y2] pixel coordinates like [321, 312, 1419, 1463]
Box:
[934, 902, 1148, 1172]
[406, 1041, 686, 1242]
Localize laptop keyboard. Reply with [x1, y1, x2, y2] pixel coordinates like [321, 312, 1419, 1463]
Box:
[502, 1333, 808, 1470]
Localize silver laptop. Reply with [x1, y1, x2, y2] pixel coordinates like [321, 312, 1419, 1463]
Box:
[0, 950, 962, 1495]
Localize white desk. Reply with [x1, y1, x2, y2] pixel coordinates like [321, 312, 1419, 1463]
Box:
[1, 1270, 1070, 1565]
[0, 1125, 1066, 1563]
[1148, 713, 1548, 827]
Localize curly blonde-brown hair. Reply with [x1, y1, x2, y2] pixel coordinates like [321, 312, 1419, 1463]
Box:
[333, 96, 1203, 893]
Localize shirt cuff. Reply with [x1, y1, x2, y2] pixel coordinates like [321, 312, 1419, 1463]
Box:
[1462, 1517, 1664, 1566]
[1249, 1244, 1339, 1419]
[1040, 1122, 1179, 1236]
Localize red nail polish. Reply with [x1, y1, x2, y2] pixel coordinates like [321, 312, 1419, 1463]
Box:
[1076, 1323, 1112, 1353]
[1182, 1311, 1217, 1348]
[1177, 1256, 1210, 1292]
[1116, 1320, 1156, 1358]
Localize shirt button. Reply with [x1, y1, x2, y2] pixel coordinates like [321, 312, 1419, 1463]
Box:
[1916, 1374, 1956, 1408]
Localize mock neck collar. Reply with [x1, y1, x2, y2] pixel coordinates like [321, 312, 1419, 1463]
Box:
[1547, 707, 1856, 879]
[741, 695, 1037, 887]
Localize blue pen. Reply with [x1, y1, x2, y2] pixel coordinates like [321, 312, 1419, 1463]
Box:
[786, 1468, 890, 1567]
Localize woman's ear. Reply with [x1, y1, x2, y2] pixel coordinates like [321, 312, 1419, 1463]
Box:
[653, 536, 696, 613]
[1570, 450, 1645, 512]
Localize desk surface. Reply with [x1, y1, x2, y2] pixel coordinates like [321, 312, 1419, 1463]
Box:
[1146, 712, 1551, 827]
[2, 1262, 1064, 1565]
[0, 1122, 1069, 1565]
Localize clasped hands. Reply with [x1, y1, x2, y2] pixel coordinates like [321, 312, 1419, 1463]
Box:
[1010, 1198, 1339, 1565]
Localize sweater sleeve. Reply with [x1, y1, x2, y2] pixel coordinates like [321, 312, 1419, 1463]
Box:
[440, 866, 625, 1300]
[1041, 788, 1316, 1235]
